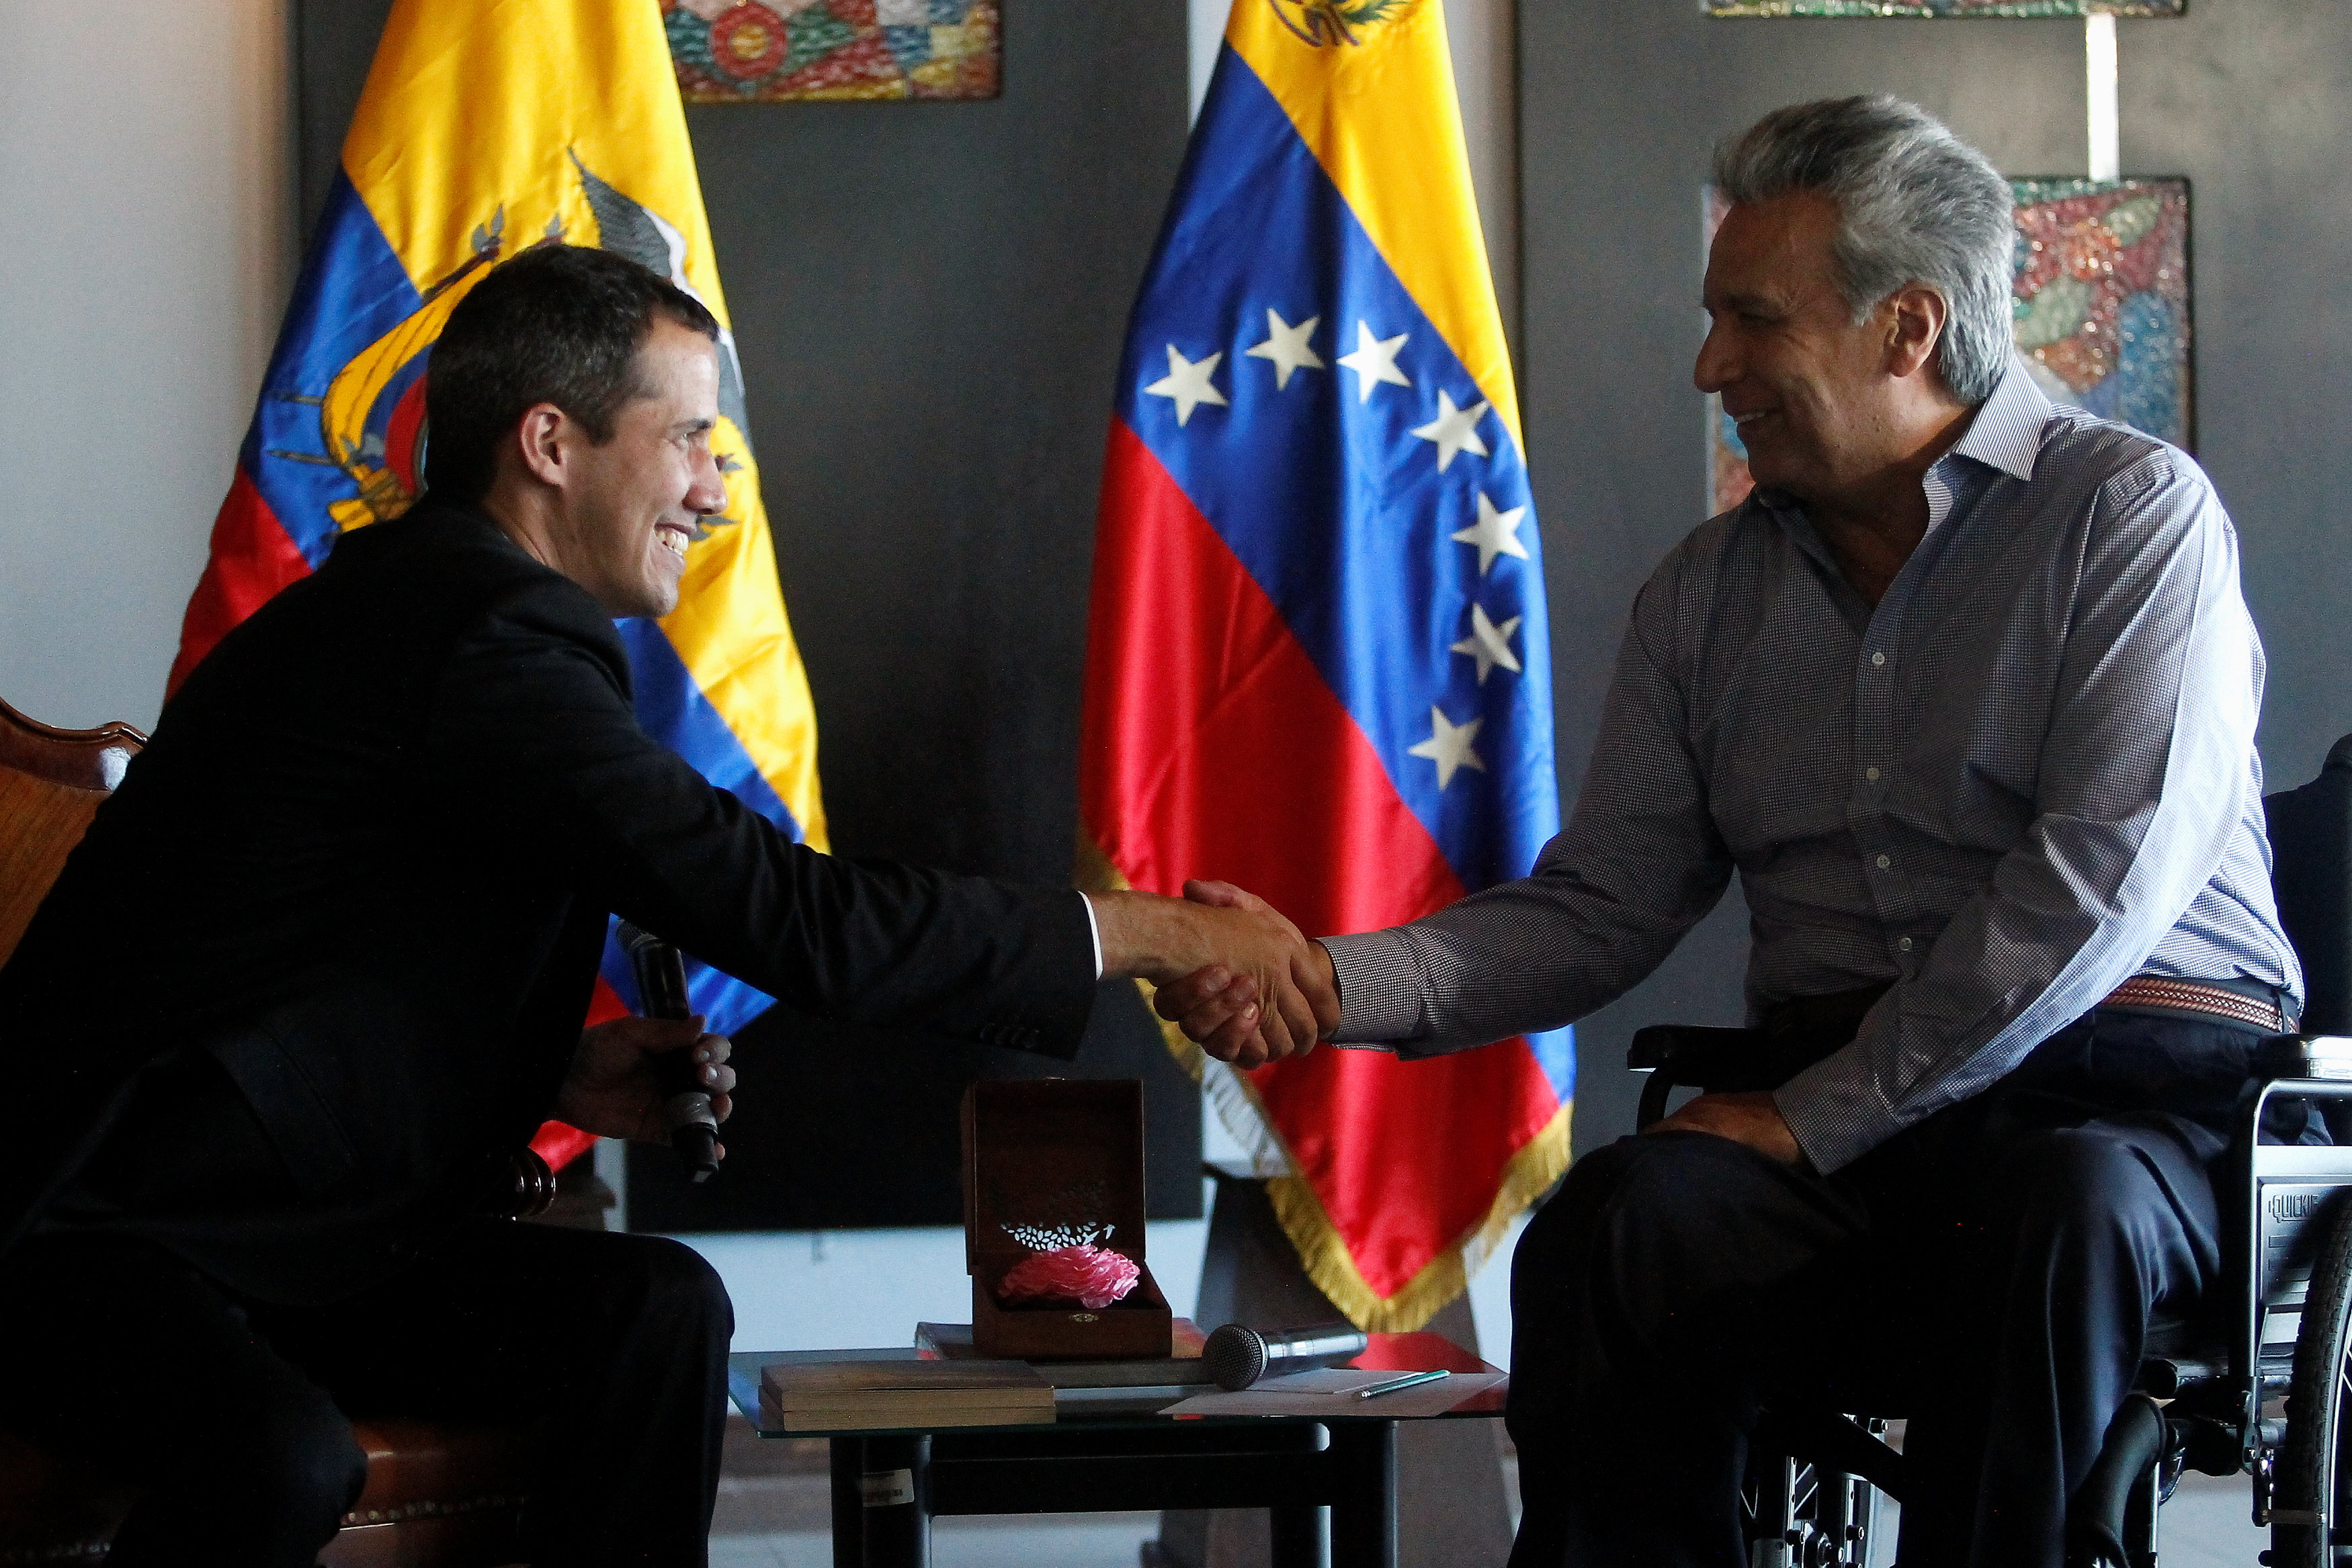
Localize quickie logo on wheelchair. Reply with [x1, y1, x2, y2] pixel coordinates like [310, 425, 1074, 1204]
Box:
[2273, 1190, 2326, 1224]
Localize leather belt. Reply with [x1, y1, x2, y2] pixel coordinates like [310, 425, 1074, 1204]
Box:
[2102, 975, 2287, 1035]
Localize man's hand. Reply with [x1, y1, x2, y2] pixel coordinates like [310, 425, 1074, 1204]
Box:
[1646, 1090, 1805, 1166]
[1088, 882, 1337, 1069]
[1150, 881, 1338, 1068]
[556, 1014, 735, 1150]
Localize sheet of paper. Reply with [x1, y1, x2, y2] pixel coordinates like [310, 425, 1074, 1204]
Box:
[1157, 1369, 1505, 1420]
[1254, 1368, 1394, 1394]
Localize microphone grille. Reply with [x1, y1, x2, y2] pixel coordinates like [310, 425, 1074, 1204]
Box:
[1202, 1323, 1269, 1391]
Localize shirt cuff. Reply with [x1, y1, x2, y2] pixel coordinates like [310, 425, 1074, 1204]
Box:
[1771, 1044, 1902, 1175]
[1320, 929, 1425, 1043]
[1080, 893, 1103, 981]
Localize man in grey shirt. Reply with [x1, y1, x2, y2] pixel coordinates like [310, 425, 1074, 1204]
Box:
[1164, 97, 2301, 1566]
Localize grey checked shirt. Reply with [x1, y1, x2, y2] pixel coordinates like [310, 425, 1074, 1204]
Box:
[1323, 359, 2303, 1174]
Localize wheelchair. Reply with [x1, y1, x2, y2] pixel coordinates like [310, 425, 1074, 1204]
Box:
[1626, 736, 2352, 1568]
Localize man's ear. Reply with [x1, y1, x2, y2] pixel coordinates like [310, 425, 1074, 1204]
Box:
[513, 402, 570, 488]
[1884, 285, 1948, 381]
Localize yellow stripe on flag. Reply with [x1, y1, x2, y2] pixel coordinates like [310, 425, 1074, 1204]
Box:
[339, 0, 827, 849]
[1225, 0, 1523, 454]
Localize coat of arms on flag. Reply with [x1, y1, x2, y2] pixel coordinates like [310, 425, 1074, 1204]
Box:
[171, 0, 828, 1168]
[1080, 0, 1570, 1331]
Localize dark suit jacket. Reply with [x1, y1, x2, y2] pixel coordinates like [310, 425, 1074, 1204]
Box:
[0, 498, 1094, 1299]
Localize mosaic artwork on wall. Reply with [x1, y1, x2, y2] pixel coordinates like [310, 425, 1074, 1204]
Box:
[1705, 177, 2191, 516]
[1706, 1, 2181, 16]
[661, 0, 1000, 102]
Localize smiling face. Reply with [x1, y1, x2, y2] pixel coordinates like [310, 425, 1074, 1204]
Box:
[532, 318, 727, 619]
[1696, 191, 1917, 507]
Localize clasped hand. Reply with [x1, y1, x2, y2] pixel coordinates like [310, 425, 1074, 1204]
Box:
[1089, 879, 1338, 1070]
[557, 1014, 735, 1153]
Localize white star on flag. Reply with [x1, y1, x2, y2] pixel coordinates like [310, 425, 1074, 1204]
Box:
[1411, 390, 1491, 472]
[1407, 705, 1487, 789]
[1450, 603, 1523, 684]
[1335, 320, 1411, 404]
[1144, 345, 1228, 427]
[1452, 492, 1530, 576]
[1245, 309, 1325, 390]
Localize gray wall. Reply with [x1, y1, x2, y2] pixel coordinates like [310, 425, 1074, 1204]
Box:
[1519, 0, 2352, 1151]
[0, 0, 294, 734]
[297, 0, 1204, 1228]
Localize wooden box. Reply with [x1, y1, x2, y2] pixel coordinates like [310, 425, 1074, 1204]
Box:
[962, 1078, 1172, 1360]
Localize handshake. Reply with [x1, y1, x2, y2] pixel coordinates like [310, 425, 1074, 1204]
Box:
[1089, 881, 1340, 1070]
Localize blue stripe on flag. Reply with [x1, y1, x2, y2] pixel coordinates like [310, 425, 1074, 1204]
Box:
[243, 171, 425, 566]
[614, 619, 801, 835]
[1116, 48, 1557, 900]
[607, 618, 798, 1034]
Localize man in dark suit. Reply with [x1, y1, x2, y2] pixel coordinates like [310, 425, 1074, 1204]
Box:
[0, 244, 1336, 1567]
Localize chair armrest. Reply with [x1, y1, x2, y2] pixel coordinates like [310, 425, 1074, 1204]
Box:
[1629, 1024, 1845, 1130]
[2255, 1033, 2352, 1082]
[1628, 1025, 1777, 1090]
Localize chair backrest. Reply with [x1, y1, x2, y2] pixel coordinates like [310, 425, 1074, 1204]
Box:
[2265, 733, 2352, 1036]
[0, 697, 145, 969]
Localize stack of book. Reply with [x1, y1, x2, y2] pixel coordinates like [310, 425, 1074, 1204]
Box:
[759, 1359, 1054, 1433]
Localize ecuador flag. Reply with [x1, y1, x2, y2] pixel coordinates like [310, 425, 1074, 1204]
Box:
[1079, 0, 1570, 1331]
[168, 0, 827, 1162]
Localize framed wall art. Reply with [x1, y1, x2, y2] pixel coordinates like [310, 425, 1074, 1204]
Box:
[1704, 2, 2181, 17]
[661, 0, 1001, 101]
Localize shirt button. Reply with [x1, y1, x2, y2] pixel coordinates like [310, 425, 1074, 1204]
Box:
[1870, 652, 1887, 667]
[1865, 767, 1881, 782]
[1898, 937, 1913, 951]
[1876, 855, 1892, 870]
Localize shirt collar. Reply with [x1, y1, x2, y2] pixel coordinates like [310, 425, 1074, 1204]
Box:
[1944, 355, 2051, 484]
[1747, 354, 2054, 527]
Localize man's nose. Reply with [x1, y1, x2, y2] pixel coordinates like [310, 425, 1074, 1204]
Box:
[687, 447, 728, 515]
[1693, 321, 1734, 396]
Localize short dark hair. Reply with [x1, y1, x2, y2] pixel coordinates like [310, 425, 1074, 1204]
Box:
[423, 244, 719, 504]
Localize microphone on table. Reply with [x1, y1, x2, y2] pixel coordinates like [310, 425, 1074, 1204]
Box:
[1202, 1321, 1370, 1391]
[616, 920, 722, 1184]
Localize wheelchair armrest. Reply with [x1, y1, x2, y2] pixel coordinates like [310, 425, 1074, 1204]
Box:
[1628, 1025, 1758, 1074]
[1628, 1025, 1799, 1094]
[2256, 1033, 2352, 1082]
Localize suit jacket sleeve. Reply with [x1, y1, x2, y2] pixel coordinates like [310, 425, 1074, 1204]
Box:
[417, 572, 1095, 1057]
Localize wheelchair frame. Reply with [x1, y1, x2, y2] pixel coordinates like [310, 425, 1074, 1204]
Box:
[1628, 1027, 2352, 1568]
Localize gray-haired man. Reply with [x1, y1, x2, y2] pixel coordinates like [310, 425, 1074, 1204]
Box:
[1159, 96, 2301, 1565]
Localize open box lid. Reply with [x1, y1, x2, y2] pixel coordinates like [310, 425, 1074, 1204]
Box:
[961, 1078, 1148, 1275]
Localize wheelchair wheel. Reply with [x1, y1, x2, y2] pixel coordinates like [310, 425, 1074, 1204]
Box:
[2275, 1192, 2352, 1565]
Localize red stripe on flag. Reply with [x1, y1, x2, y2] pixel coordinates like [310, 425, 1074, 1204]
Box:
[1082, 421, 1463, 932]
[1082, 421, 1560, 1299]
[167, 467, 314, 699]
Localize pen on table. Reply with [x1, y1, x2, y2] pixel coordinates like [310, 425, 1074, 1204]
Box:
[1352, 1369, 1451, 1401]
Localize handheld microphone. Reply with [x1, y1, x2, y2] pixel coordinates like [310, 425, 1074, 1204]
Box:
[1201, 1321, 1370, 1391]
[616, 920, 721, 1183]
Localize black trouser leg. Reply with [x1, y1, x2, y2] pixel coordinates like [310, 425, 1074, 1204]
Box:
[1504, 1132, 1878, 1567]
[1505, 1009, 2250, 1568]
[256, 1218, 736, 1568]
[0, 1235, 368, 1568]
[1896, 1118, 2219, 1568]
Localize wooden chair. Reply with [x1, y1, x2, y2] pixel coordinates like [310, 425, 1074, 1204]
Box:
[0, 696, 542, 1567]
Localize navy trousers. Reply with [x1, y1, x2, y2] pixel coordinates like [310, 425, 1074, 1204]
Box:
[0, 1218, 734, 1568]
[1503, 1006, 2296, 1568]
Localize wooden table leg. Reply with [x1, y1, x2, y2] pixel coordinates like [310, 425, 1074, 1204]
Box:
[857, 1434, 931, 1568]
[1328, 1422, 1397, 1568]
[829, 1437, 865, 1568]
[1269, 1501, 1329, 1568]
